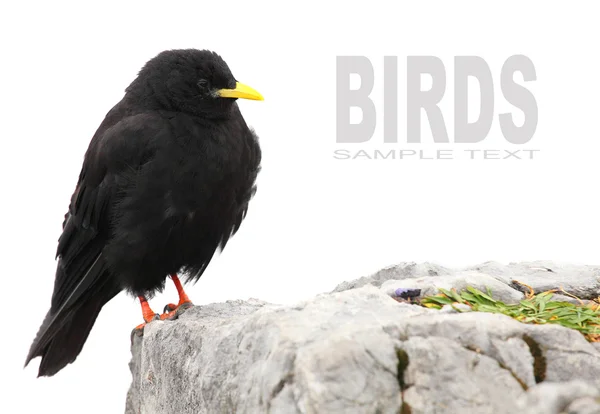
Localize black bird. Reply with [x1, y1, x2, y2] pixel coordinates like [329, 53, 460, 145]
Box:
[25, 49, 263, 377]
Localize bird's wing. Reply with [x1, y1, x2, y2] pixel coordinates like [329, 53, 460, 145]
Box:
[51, 114, 162, 310]
[26, 112, 167, 374]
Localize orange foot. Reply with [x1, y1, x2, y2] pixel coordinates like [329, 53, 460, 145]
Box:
[159, 274, 194, 320]
[131, 296, 161, 340]
[131, 274, 194, 340]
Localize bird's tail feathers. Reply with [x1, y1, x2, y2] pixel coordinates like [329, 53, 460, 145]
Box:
[24, 272, 119, 377]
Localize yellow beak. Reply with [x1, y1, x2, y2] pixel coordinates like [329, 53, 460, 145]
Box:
[217, 82, 264, 101]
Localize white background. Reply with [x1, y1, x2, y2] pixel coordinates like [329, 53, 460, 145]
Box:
[1, 1, 598, 412]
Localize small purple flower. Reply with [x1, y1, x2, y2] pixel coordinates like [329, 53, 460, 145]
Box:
[394, 288, 422, 299]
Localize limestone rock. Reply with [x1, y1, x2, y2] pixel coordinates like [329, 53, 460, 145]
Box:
[126, 262, 600, 414]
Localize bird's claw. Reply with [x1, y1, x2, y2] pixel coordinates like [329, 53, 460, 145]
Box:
[130, 313, 160, 339]
[131, 303, 193, 342]
[160, 301, 194, 321]
[163, 303, 177, 314]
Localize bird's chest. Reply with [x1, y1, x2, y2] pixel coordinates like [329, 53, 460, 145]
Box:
[159, 123, 253, 221]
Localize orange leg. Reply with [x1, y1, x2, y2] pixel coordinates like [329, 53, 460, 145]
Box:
[134, 296, 160, 330]
[172, 274, 191, 305]
[160, 274, 193, 320]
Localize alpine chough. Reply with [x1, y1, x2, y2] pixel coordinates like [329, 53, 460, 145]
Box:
[25, 49, 263, 377]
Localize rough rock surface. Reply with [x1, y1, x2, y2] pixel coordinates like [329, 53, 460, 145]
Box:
[126, 262, 600, 414]
[334, 261, 600, 303]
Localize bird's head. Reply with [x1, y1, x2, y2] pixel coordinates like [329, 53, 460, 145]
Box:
[126, 49, 263, 118]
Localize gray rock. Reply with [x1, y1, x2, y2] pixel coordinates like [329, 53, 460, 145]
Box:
[126, 284, 600, 414]
[565, 396, 600, 414]
[332, 262, 452, 292]
[399, 336, 525, 413]
[549, 294, 594, 306]
[335, 260, 600, 303]
[469, 261, 600, 300]
[517, 380, 600, 414]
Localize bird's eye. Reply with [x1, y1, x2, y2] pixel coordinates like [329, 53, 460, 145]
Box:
[197, 79, 209, 90]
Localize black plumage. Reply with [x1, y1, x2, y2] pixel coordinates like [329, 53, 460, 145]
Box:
[25, 49, 262, 377]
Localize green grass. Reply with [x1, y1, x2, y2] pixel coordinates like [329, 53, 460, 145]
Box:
[420, 286, 600, 342]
